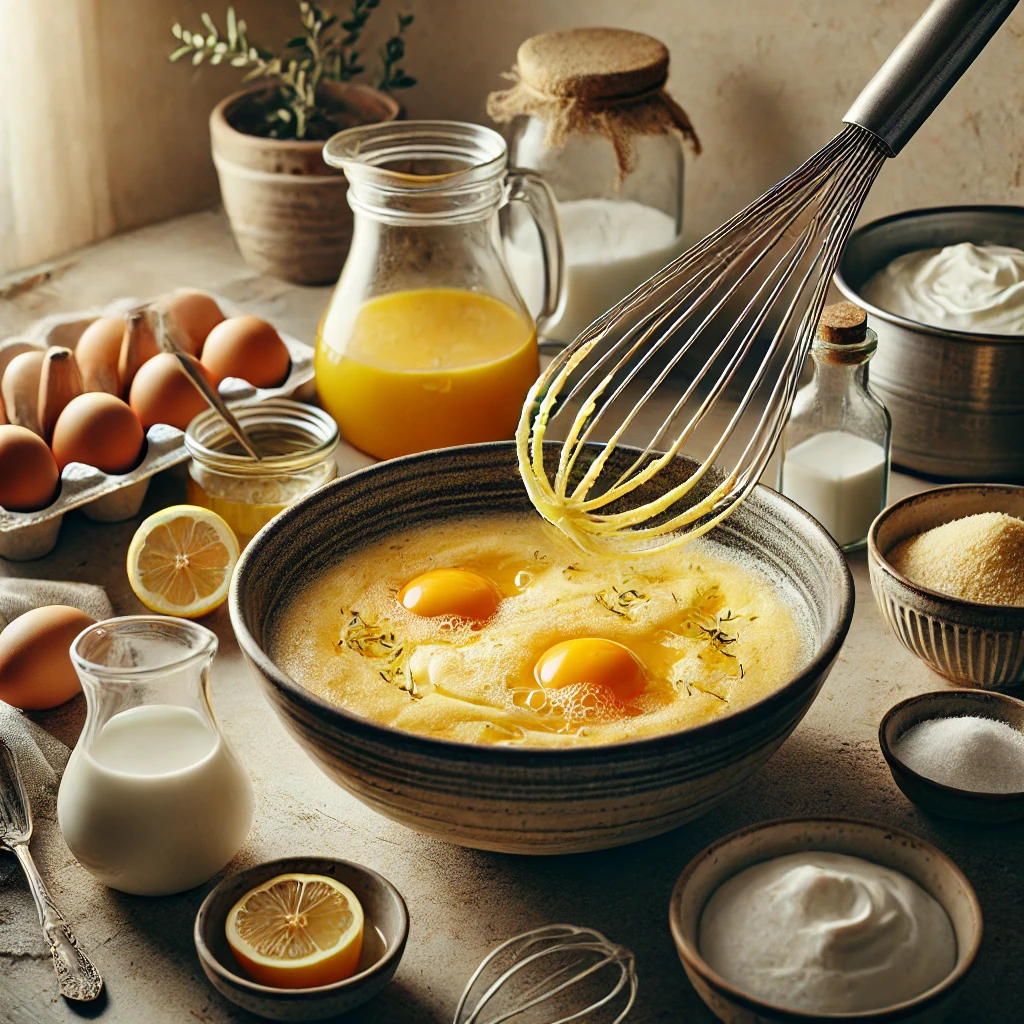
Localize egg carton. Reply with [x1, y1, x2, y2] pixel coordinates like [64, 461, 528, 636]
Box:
[0, 294, 315, 561]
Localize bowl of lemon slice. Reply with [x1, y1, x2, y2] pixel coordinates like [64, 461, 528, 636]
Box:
[194, 855, 409, 1021]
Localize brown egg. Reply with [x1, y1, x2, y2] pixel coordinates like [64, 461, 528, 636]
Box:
[1, 350, 45, 435]
[75, 316, 125, 394]
[201, 316, 290, 388]
[51, 393, 145, 474]
[129, 352, 216, 430]
[0, 605, 96, 710]
[158, 290, 225, 356]
[0, 425, 60, 511]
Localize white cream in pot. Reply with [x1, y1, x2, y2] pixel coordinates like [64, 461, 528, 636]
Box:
[862, 241, 1024, 334]
[698, 851, 956, 1014]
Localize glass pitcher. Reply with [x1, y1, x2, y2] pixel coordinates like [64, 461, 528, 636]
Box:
[57, 616, 254, 897]
[316, 120, 564, 461]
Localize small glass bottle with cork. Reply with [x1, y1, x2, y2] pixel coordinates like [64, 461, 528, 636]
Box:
[777, 301, 891, 552]
[488, 27, 700, 347]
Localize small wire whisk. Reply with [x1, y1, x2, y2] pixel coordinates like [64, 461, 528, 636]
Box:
[518, 0, 1018, 554]
[454, 924, 637, 1024]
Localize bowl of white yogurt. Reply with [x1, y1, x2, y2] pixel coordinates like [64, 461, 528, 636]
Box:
[835, 206, 1024, 480]
[669, 816, 982, 1023]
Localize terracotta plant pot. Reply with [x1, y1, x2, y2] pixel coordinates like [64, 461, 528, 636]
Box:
[209, 83, 400, 286]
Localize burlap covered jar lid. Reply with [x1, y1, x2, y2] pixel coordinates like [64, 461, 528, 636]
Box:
[487, 27, 700, 182]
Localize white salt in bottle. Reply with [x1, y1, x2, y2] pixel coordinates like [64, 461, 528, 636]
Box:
[777, 302, 891, 551]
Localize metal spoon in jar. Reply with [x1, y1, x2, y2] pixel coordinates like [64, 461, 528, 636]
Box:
[0, 739, 103, 1001]
[142, 304, 263, 461]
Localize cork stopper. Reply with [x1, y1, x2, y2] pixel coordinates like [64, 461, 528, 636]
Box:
[516, 28, 669, 101]
[817, 302, 868, 345]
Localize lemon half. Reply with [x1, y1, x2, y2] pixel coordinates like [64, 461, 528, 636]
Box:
[226, 873, 365, 989]
[127, 505, 239, 618]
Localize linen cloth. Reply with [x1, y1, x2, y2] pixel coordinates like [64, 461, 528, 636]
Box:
[0, 579, 112, 956]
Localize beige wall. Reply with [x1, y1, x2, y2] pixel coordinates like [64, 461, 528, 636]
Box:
[404, 0, 1024, 244]
[2, 0, 1023, 272]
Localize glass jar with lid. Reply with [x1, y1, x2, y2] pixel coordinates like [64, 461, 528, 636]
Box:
[185, 398, 338, 547]
[489, 27, 701, 346]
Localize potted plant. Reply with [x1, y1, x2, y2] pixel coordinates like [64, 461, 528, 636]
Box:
[170, 1, 415, 285]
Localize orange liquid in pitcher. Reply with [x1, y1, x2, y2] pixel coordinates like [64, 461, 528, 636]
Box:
[315, 288, 538, 460]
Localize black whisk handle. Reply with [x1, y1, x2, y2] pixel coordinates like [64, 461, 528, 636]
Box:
[844, 0, 1018, 156]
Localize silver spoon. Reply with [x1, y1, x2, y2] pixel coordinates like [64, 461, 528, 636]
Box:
[0, 739, 103, 1001]
[143, 304, 263, 461]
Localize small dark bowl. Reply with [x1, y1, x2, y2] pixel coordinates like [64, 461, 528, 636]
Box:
[880, 690, 1024, 823]
[194, 856, 409, 1021]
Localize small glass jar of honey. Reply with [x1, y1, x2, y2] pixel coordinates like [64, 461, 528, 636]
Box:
[185, 399, 338, 547]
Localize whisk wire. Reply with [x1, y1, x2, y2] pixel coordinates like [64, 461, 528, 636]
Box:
[517, 123, 889, 552]
[454, 924, 637, 1024]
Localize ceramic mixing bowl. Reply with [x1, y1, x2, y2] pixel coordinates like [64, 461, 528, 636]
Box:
[868, 483, 1024, 688]
[230, 442, 854, 855]
[835, 205, 1024, 481]
[669, 817, 982, 1024]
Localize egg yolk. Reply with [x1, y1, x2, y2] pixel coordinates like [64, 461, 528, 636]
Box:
[398, 568, 501, 622]
[533, 638, 647, 702]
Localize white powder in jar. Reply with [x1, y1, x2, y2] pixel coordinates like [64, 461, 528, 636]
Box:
[893, 715, 1024, 793]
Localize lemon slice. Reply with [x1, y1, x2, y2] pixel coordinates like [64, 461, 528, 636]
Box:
[127, 505, 239, 618]
[226, 873, 365, 989]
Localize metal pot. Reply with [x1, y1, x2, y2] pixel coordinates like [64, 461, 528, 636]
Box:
[835, 205, 1024, 481]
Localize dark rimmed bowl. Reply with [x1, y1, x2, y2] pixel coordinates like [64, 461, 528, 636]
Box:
[835, 205, 1024, 481]
[868, 483, 1024, 688]
[880, 690, 1024, 823]
[669, 817, 983, 1024]
[229, 442, 855, 854]
[194, 856, 408, 1021]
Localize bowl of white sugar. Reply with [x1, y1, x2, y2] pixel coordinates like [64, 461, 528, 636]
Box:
[868, 483, 1024, 689]
[880, 690, 1024, 823]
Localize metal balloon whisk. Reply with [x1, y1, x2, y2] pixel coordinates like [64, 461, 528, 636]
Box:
[518, 0, 1018, 553]
[454, 924, 637, 1024]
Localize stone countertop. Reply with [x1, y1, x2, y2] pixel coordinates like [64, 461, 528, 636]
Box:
[2, 211, 1022, 1024]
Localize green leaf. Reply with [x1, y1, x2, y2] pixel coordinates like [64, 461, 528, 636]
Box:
[210, 51, 224, 64]
[192, 49, 205, 65]
[169, 45, 192, 62]
[214, 40, 228, 53]
[182, 28, 193, 44]
[230, 54, 249, 67]
[206, 33, 217, 47]
[200, 12, 217, 36]
[226, 7, 238, 48]
[171, 23, 182, 39]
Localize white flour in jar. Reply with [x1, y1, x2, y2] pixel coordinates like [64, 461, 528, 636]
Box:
[506, 197, 683, 343]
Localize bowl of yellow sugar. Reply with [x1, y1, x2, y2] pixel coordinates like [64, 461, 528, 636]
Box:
[868, 483, 1024, 688]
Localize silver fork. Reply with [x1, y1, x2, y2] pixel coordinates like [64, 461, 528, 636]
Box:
[0, 739, 103, 1001]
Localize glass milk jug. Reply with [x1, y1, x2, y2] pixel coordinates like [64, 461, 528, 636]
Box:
[57, 617, 254, 896]
[316, 120, 564, 461]
[778, 302, 891, 552]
